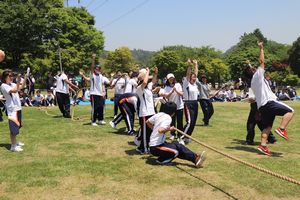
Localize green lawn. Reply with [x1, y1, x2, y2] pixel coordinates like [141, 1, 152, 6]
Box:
[0, 101, 299, 200]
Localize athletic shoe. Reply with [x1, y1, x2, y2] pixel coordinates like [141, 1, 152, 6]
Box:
[98, 120, 106, 125]
[246, 140, 254, 145]
[91, 122, 98, 126]
[136, 147, 148, 155]
[257, 145, 271, 156]
[128, 130, 135, 135]
[170, 135, 176, 141]
[156, 158, 173, 165]
[195, 151, 206, 168]
[275, 128, 289, 140]
[109, 121, 117, 129]
[184, 138, 191, 144]
[10, 145, 23, 152]
[134, 137, 141, 146]
[178, 137, 185, 145]
[17, 141, 25, 146]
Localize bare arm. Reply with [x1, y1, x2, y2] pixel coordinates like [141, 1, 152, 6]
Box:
[158, 126, 175, 134]
[91, 54, 96, 72]
[65, 79, 79, 90]
[160, 88, 174, 98]
[140, 68, 150, 89]
[79, 71, 91, 81]
[193, 59, 199, 77]
[258, 42, 265, 69]
[10, 74, 27, 93]
[146, 121, 154, 130]
[152, 66, 158, 85]
[186, 59, 192, 82]
[173, 86, 183, 96]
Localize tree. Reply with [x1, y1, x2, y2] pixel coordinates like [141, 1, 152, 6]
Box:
[104, 47, 134, 73]
[153, 50, 182, 78]
[199, 58, 229, 87]
[225, 29, 290, 80]
[0, 0, 104, 84]
[288, 36, 300, 76]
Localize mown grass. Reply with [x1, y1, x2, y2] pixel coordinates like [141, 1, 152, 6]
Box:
[0, 101, 299, 200]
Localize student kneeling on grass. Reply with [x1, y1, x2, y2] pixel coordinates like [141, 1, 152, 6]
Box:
[147, 101, 206, 167]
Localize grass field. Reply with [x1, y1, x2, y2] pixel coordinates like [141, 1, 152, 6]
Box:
[0, 101, 300, 200]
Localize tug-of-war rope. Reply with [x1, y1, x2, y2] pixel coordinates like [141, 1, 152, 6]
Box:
[175, 128, 300, 186]
[39, 87, 300, 186]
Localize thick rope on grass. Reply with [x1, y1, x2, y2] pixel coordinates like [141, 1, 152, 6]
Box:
[175, 128, 300, 186]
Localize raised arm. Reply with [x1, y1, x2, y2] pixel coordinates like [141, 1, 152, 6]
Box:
[140, 68, 150, 89]
[258, 42, 265, 69]
[186, 59, 192, 82]
[91, 53, 96, 72]
[193, 59, 199, 77]
[152, 66, 158, 85]
[79, 70, 90, 81]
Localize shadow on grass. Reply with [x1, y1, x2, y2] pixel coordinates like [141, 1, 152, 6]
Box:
[231, 139, 260, 146]
[175, 166, 239, 200]
[144, 156, 196, 168]
[109, 128, 129, 135]
[225, 146, 283, 157]
[127, 141, 136, 146]
[51, 115, 63, 118]
[0, 143, 10, 150]
[125, 149, 139, 156]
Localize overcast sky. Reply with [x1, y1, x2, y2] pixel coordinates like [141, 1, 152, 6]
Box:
[68, 0, 300, 52]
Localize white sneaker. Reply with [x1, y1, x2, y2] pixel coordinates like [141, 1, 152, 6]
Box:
[10, 145, 23, 152]
[178, 138, 185, 145]
[98, 120, 106, 125]
[195, 151, 206, 168]
[109, 121, 117, 129]
[134, 137, 141, 146]
[91, 122, 98, 126]
[170, 135, 175, 141]
[17, 141, 25, 146]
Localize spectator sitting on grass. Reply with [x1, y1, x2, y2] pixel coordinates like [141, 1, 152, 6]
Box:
[32, 90, 45, 106]
[45, 90, 55, 106]
[19, 90, 32, 107]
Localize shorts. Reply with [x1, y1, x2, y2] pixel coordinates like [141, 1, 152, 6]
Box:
[259, 101, 293, 129]
[8, 110, 22, 135]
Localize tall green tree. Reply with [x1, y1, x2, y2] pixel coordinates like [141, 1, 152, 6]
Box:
[104, 47, 134, 73]
[288, 36, 300, 76]
[0, 0, 104, 82]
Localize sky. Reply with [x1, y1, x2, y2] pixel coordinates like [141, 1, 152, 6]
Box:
[67, 0, 300, 52]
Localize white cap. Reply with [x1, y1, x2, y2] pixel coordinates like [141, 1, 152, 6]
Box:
[166, 73, 175, 80]
[138, 68, 147, 80]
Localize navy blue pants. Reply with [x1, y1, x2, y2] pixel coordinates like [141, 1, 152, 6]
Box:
[90, 95, 105, 123]
[199, 99, 214, 125]
[56, 92, 70, 117]
[183, 101, 198, 136]
[150, 141, 197, 163]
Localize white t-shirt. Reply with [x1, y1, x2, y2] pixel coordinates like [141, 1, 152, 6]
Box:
[112, 77, 125, 95]
[90, 73, 106, 96]
[0, 83, 22, 113]
[251, 67, 277, 108]
[148, 112, 172, 147]
[136, 82, 155, 117]
[35, 94, 44, 102]
[124, 78, 138, 93]
[55, 73, 69, 94]
[182, 77, 199, 101]
[159, 83, 184, 110]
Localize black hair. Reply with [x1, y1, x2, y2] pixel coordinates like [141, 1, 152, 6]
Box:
[131, 72, 139, 78]
[165, 78, 176, 87]
[1, 70, 13, 83]
[160, 102, 177, 116]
